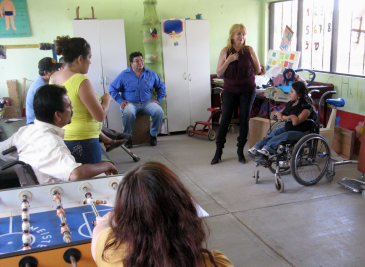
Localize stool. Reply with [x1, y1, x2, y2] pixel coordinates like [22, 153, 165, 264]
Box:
[131, 113, 150, 145]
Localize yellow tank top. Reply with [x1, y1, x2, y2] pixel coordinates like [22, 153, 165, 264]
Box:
[57, 74, 102, 140]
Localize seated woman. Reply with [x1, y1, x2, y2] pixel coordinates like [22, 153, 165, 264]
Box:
[248, 81, 315, 158]
[91, 161, 233, 267]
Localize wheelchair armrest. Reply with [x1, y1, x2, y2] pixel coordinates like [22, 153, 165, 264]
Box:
[2, 146, 17, 155]
[306, 119, 319, 134]
[1, 160, 26, 171]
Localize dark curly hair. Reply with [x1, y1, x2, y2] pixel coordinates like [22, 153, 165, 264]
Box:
[54, 35, 90, 63]
[103, 161, 218, 267]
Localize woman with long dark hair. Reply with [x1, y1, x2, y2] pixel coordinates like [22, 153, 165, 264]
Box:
[248, 81, 315, 157]
[211, 23, 261, 165]
[91, 161, 233, 266]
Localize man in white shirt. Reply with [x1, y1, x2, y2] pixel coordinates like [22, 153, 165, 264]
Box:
[0, 84, 118, 184]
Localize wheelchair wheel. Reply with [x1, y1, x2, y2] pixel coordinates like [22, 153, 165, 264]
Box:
[186, 125, 194, 136]
[275, 176, 284, 192]
[266, 121, 285, 136]
[290, 133, 331, 186]
[268, 161, 291, 175]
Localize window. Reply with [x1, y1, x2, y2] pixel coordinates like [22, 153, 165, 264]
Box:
[270, 0, 365, 76]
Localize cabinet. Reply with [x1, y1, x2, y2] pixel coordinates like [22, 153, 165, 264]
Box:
[161, 19, 211, 132]
[72, 19, 127, 133]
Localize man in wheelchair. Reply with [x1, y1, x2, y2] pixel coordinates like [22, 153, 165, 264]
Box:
[0, 84, 118, 184]
[248, 81, 315, 164]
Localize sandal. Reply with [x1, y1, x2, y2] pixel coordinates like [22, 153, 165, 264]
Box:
[105, 139, 127, 152]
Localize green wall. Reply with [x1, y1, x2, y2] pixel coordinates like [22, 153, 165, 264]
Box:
[0, 0, 262, 100]
[1, 0, 364, 115]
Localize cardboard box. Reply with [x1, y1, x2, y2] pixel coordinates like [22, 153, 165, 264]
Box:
[249, 117, 275, 148]
[131, 113, 150, 145]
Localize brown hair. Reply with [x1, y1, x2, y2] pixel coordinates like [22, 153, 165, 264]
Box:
[103, 161, 218, 267]
[226, 23, 249, 54]
[54, 35, 90, 63]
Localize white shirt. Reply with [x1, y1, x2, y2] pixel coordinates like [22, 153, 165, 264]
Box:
[0, 119, 81, 184]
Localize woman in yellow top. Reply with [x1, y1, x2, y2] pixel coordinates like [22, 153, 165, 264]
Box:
[51, 36, 122, 164]
[91, 161, 234, 267]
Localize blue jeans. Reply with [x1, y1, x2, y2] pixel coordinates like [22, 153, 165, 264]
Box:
[64, 138, 101, 164]
[254, 127, 307, 154]
[216, 89, 256, 148]
[121, 101, 164, 137]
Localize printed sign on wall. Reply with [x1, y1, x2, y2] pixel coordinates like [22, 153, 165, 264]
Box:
[266, 50, 301, 71]
[0, 0, 31, 38]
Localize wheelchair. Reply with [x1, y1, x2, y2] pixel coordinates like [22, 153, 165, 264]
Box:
[1, 146, 39, 187]
[252, 90, 345, 193]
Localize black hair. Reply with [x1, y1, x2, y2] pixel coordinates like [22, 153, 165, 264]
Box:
[54, 36, 90, 63]
[291, 81, 312, 106]
[33, 84, 67, 124]
[38, 69, 52, 76]
[292, 81, 316, 119]
[129, 52, 143, 63]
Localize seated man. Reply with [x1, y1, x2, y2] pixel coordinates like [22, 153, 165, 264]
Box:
[0, 84, 118, 184]
[25, 57, 63, 124]
[109, 52, 166, 148]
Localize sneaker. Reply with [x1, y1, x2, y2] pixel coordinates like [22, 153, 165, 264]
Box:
[124, 139, 133, 149]
[248, 147, 258, 156]
[150, 134, 157, 146]
[257, 148, 271, 157]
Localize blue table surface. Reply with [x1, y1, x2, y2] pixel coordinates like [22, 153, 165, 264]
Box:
[0, 205, 112, 254]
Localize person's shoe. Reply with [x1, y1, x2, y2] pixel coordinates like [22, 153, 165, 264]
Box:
[211, 147, 223, 165]
[257, 148, 271, 157]
[237, 147, 246, 164]
[117, 133, 131, 141]
[150, 134, 157, 146]
[105, 139, 127, 152]
[248, 147, 258, 156]
[124, 139, 133, 149]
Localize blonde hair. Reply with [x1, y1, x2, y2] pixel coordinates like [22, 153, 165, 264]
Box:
[226, 23, 248, 54]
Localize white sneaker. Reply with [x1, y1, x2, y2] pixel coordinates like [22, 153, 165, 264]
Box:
[248, 148, 258, 156]
[257, 148, 271, 157]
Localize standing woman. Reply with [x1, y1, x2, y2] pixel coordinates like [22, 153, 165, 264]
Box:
[211, 23, 261, 165]
[51, 36, 118, 164]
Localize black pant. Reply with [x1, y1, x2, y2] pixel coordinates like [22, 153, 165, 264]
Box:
[216, 89, 256, 148]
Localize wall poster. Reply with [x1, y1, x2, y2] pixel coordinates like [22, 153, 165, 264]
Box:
[0, 0, 31, 38]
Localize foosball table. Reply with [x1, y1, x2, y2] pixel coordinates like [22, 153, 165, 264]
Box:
[0, 175, 123, 267]
[0, 174, 209, 266]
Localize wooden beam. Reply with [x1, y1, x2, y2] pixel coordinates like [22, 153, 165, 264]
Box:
[2, 44, 39, 49]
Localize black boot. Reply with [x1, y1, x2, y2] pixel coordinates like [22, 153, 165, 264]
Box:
[211, 147, 223, 165]
[237, 147, 246, 164]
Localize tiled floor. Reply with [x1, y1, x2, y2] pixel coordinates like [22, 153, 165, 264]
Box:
[107, 132, 364, 267]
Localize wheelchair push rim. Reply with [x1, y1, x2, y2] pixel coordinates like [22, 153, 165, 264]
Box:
[290, 133, 331, 186]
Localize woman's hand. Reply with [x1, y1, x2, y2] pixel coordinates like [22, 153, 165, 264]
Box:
[96, 212, 112, 223]
[101, 93, 113, 104]
[276, 112, 283, 121]
[226, 52, 239, 64]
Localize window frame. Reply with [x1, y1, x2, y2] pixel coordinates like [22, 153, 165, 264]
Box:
[269, 0, 365, 78]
